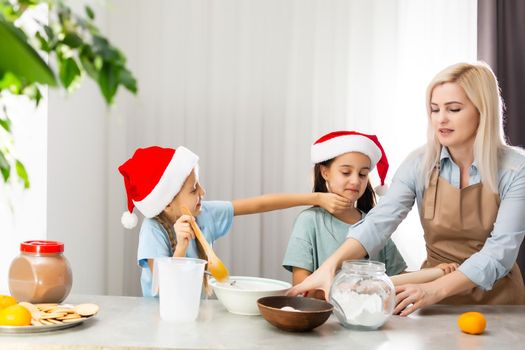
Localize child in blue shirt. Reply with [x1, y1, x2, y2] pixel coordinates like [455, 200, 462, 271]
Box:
[118, 145, 350, 296]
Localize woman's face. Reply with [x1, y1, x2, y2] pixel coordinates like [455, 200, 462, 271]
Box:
[321, 152, 370, 203]
[164, 169, 205, 221]
[430, 82, 480, 151]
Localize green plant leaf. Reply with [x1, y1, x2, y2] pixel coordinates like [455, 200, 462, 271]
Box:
[0, 151, 10, 182]
[119, 67, 137, 93]
[43, 24, 54, 41]
[35, 31, 52, 52]
[0, 17, 57, 86]
[0, 117, 11, 132]
[85, 5, 95, 20]
[98, 63, 119, 104]
[15, 159, 30, 188]
[22, 85, 43, 105]
[0, 4, 20, 22]
[59, 56, 81, 89]
[79, 46, 98, 80]
[0, 71, 23, 92]
[62, 32, 83, 48]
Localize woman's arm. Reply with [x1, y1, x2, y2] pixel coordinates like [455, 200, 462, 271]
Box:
[232, 193, 351, 216]
[394, 270, 476, 316]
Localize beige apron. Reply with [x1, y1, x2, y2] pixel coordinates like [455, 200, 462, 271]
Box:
[420, 168, 525, 304]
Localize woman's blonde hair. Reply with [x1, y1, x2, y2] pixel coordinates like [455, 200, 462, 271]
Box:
[422, 62, 507, 193]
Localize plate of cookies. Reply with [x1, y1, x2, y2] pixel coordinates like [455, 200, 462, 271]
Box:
[0, 302, 99, 334]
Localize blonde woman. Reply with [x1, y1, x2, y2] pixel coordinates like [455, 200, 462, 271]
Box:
[288, 62, 525, 315]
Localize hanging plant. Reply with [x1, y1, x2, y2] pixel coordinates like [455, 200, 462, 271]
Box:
[0, 0, 138, 188]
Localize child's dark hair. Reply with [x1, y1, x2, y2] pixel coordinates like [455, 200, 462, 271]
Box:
[313, 159, 376, 213]
[154, 211, 211, 294]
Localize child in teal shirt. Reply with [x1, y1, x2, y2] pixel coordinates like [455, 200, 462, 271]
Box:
[283, 131, 407, 295]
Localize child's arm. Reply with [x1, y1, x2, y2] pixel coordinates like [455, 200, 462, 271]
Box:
[293, 267, 326, 300]
[232, 193, 351, 216]
[292, 267, 312, 285]
[391, 263, 460, 286]
[435, 262, 459, 274]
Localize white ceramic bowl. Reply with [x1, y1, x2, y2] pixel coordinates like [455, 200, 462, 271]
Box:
[209, 276, 292, 315]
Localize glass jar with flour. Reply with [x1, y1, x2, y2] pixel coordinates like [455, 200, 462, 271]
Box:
[329, 260, 395, 330]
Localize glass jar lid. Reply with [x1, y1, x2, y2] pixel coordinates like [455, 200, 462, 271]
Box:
[341, 260, 386, 274]
[20, 240, 64, 254]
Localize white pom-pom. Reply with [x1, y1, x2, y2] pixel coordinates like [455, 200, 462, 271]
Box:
[121, 211, 138, 229]
[374, 184, 389, 196]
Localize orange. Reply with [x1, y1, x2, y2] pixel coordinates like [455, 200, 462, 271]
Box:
[0, 295, 17, 311]
[0, 304, 32, 326]
[457, 311, 486, 335]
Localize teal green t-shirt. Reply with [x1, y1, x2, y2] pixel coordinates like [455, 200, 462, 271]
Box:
[282, 207, 407, 276]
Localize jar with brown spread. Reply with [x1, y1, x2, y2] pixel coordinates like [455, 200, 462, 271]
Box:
[8, 240, 73, 303]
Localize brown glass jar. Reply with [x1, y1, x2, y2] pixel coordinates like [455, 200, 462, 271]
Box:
[8, 240, 73, 303]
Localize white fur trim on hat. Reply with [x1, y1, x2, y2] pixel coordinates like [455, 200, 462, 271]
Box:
[133, 146, 198, 218]
[311, 134, 382, 169]
[374, 183, 389, 196]
[121, 211, 138, 229]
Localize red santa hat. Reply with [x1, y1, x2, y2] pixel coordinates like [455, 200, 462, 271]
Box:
[118, 146, 199, 229]
[311, 131, 389, 195]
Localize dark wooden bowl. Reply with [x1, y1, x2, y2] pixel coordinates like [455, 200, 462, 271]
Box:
[257, 296, 333, 332]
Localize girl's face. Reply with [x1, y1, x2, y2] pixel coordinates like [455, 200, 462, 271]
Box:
[321, 152, 370, 203]
[430, 82, 480, 151]
[164, 169, 205, 221]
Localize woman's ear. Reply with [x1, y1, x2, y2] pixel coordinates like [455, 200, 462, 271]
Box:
[320, 165, 329, 181]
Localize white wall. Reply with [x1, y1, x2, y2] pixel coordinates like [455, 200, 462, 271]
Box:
[47, 82, 108, 294]
[0, 94, 47, 294]
[46, 1, 112, 295]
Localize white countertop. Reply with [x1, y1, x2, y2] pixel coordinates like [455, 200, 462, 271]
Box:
[0, 294, 524, 349]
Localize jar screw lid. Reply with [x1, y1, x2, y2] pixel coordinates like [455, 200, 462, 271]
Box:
[20, 240, 64, 254]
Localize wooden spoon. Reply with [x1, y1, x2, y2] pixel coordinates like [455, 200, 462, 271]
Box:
[181, 205, 230, 282]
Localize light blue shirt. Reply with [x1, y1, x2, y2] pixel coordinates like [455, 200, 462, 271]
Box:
[137, 201, 234, 296]
[347, 146, 525, 291]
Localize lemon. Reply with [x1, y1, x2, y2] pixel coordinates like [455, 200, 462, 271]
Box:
[457, 311, 486, 335]
[0, 295, 17, 311]
[0, 304, 32, 326]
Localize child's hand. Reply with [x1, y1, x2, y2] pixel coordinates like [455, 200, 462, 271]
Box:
[305, 289, 326, 300]
[173, 215, 196, 256]
[436, 262, 459, 274]
[317, 193, 352, 214]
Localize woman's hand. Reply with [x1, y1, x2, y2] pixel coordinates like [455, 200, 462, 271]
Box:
[395, 270, 477, 316]
[394, 281, 445, 316]
[317, 193, 352, 214]
[436, 262, 459, 274]
[287, 262, 336, 301]
[173, 215, 196, 256]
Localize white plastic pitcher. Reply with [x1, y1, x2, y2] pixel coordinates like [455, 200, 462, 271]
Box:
[155, 257, 207, 322]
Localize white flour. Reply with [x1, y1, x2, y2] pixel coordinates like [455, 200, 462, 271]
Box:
[332, 290, 389, 328]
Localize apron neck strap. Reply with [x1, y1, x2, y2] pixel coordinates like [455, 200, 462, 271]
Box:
[423, 167, 440, 220]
